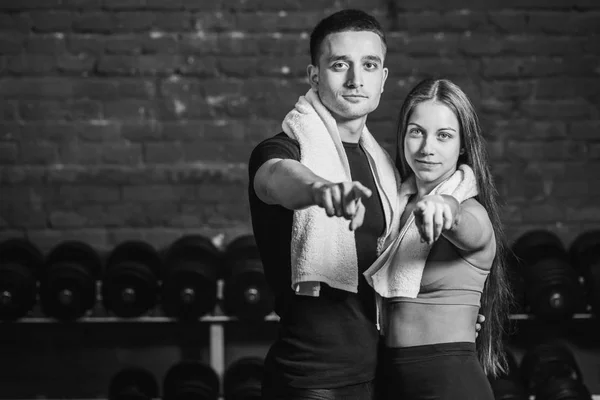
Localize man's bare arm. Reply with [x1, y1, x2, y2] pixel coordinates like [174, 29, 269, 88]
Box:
[253, 158, 372, 230]
[253, 158, 326, 210]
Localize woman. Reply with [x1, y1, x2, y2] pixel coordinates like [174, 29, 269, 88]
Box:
[365, 78, 512, 399]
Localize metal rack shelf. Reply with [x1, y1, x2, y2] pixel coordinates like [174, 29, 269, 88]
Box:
[9, 313, 281, 324]
[508, 313, 596, 320]
[2, 312, 597, 398]
[6, 312, 595, 323]
[5, 395, 600, 399]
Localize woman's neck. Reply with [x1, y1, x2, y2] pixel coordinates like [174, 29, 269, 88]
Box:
[414, 168, 457, 199]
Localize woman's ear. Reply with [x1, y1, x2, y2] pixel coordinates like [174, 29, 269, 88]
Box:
[459, 148, 465, 155]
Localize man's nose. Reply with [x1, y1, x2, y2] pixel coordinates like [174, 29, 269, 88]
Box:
[345, 65, 363, 88]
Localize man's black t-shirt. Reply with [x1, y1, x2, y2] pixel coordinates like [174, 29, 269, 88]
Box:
[248, 133, 386, 388]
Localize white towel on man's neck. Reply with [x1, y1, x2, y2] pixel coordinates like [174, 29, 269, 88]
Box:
[282, 89, 400, 297]
[363, 164, 478, 298]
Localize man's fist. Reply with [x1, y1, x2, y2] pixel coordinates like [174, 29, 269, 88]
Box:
[311, 181, 372, 231]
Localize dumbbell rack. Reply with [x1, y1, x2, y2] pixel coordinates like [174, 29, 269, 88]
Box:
[4, 279, 273, 375]
[508, 311, 600, 399]
[3, 273, 599, 400]
[14, 315, 278, 397]
[0, 278, 274, 400]
[9, 312, 599, 400]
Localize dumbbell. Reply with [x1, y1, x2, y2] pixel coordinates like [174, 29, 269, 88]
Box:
[520, 342, 583, 395]
[162, 235, 221, 320]
[39, 240, 102, 320]
[535, 377, 592, 400]
[488, 350, 528, 400]
[512, 230, 584, 321]
[490, 378, 528, 400]
[109, 366, 159, 400]
[222, 235, 274, 321]
[224, 357, 264, 400]
[102, 241, 161, 318]
[163, 361, 219, 400]
[569, 230, 600, 314]
[0, 238, 44, 321]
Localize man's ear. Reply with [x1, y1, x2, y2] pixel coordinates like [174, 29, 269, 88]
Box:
[307, 64, 319, 91]
[381, 66, 389, 94]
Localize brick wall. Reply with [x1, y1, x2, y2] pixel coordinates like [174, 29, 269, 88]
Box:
[1, 0, 599, 254]
[1, 2, 600, 398]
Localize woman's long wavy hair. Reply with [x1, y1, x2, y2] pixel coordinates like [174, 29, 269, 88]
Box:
[395, 78, 512, 377]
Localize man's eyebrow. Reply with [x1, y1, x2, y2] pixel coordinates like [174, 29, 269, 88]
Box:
[363, 55, 382, 63]
[326, 55, 350, 63]
[325, 55, 383, 63]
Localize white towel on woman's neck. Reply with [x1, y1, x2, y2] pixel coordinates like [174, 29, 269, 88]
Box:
[282, 89, 400, 297]
[363, 164, 478, 298]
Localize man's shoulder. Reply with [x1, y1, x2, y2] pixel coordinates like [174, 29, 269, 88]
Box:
[248, 132, 301, 176]
[251, 132, 300, 159]
[255, 132, 299, 148]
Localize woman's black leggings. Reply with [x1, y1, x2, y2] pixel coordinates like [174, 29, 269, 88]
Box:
[382, 342, 494, 400]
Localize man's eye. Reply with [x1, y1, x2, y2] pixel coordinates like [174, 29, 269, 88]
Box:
[365, 62, 378, 70]
[332, 62, 347, 70]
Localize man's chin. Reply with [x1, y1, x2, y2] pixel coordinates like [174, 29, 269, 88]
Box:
[332, 107, 373, 122]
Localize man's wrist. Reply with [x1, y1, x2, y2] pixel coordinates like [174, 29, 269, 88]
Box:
[308, 180, 330, 206]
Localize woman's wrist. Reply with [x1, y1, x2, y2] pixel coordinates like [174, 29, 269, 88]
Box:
[440, 194, 461, 230]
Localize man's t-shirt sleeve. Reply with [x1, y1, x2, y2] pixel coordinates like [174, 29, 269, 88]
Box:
[248, 132, 301, 185]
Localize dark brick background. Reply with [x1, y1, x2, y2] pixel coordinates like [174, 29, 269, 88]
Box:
[0, 0, 599, 397]
[0, 0, 599, 254]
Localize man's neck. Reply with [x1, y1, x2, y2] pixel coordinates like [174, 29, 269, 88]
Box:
[336, 117, 366, 143]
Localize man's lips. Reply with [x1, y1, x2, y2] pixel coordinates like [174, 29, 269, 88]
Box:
[342, 94, 368, 103]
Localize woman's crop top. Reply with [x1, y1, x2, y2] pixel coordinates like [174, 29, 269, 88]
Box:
[388, 236, 490, 307]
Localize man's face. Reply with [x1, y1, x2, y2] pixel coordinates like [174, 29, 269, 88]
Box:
[308, 30, 388, 122]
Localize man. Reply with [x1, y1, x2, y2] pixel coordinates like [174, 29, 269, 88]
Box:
[249, 10, 394, 399]
[248, 9, 480, 399]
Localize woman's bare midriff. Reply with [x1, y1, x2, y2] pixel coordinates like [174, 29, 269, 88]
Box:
[384, 301, 479, 348]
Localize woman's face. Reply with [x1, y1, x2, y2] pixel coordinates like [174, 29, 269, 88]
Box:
[404, 99, 462, 192]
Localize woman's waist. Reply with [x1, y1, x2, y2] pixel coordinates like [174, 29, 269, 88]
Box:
[382, 341, 477, 364]
[383, 301, 478, 348]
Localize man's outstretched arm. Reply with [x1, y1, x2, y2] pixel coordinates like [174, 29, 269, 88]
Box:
[253, 158, 371, 230]
[254, 158, 323, 210]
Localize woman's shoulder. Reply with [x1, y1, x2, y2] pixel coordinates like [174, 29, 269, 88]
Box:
[455, 198, 496, 266]
[461, 198, 492, 225]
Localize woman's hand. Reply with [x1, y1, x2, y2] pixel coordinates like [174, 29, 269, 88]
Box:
[413, 194, 459, 245]
[476, 314, 485, 338]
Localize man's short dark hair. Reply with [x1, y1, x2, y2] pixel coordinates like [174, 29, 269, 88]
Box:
[309, 9, 387, 66]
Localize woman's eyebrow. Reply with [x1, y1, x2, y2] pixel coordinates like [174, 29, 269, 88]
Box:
[407, 122, 456, 132]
